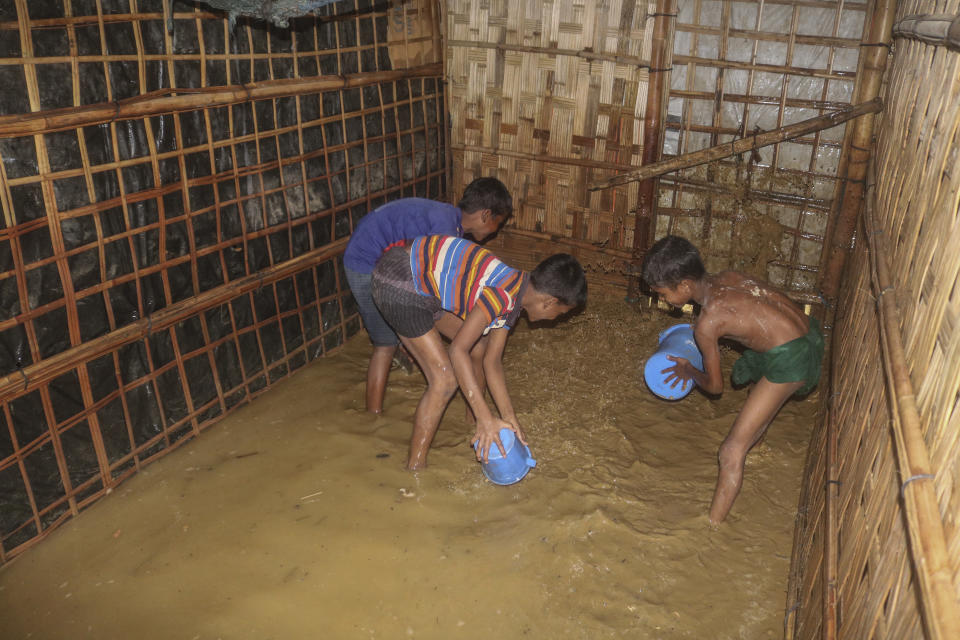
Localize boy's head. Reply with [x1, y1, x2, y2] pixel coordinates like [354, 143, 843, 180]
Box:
[642, 235, 706, 306]
[458, 177, 513, 242]
[525, 253, 588, 321]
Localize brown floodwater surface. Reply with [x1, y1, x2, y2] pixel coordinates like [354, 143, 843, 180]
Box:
[0, 298, 817, 639]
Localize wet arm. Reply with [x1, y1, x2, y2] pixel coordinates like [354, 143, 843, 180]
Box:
[693, 320, 724, 394]
[448, 307, 497, 423]
[481, 328, 521, 432]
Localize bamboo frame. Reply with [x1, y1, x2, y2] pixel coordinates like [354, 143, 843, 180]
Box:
[816, 0, 895, 306]
[0, 0, 446, 563]
[0, 239, 347, 402]
[633, 0, 676, 260]
[589, 99, 882, 191]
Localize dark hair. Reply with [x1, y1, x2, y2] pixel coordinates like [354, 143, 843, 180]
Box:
[530, 254, 588, 308]
[457, 177, 513, 220]
[642, 235, 706, 288]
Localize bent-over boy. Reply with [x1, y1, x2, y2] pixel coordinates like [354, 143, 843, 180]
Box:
[642, 235, 823, 524]
[371, 234, 587, 470]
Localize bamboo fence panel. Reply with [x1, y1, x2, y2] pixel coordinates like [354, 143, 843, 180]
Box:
[786, 0, 960, 635]
[0, 0, 445, 563]
[445, 0, 655, 276]
[661, 0, 868, 297]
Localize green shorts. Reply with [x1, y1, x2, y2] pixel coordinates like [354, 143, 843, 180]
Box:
[731, 316, 824, 396]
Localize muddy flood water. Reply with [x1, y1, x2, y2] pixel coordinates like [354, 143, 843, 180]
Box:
[0, 297, 819, 639]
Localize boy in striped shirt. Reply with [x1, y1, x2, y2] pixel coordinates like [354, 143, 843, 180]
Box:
[343, 178, 512, 415]
[371, 235, 587, 470]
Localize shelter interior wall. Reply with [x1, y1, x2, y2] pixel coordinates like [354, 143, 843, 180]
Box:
[787, 0, 960, 636]
[0, 0, 445, 561]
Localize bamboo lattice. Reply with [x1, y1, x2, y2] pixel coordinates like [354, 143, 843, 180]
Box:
[660, 0, 869, 295]
[0, 0, 446, 562]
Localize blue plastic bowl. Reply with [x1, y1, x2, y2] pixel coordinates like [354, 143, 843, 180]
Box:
[474, 428, 537, 485]
[644, 323, 704, 400]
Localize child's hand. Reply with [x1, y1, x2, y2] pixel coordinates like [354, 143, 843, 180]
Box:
[472, 416, 516, 462]
[501, 415, 527, 445]
[662, 356, 696, 390]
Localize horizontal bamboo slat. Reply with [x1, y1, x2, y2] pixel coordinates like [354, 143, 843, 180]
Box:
[0, 65, 443, 137]
[589, 98, 882, 190]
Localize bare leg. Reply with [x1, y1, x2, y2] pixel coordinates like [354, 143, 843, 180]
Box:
[433, 313, 484, 424]
[708, 378, 803, 524]
[364, 345, 397, 414]
[399, 329, 459, 470]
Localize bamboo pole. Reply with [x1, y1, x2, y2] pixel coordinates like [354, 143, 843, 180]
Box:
[0, 64, 443, 137]
[445, 39, 651, 68]
[449, 143, 640, 172]
[816, 0, 896, 303]
[588, 98, 882, 191]
[0, 239, 348, 402]
[633, 0, 676, 259]
[824, 402, 839, 640]
[864, 203, 960, 640]
[893, 14, 960, 52]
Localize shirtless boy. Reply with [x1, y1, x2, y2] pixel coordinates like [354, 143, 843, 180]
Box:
[642, 235, 824, 524]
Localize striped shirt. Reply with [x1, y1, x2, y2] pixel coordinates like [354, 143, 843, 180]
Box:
[410, 235, 527, 333]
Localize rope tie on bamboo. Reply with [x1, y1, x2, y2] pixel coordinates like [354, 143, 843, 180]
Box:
[826, 479, 842, 487]
[859, 42, 893, 50]
[17, 365, 28, 392]
[901, 473, 935, 496]
[649, 67, 673, 73]
[648, 12, 678, 18]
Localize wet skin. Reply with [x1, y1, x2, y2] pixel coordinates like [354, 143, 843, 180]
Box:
[651, 272, 810, 524]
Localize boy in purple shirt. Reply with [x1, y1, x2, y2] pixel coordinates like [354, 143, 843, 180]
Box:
[343, 177, 512, 414]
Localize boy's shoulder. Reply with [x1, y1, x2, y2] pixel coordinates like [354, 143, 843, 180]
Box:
[700, 271, 778, 318]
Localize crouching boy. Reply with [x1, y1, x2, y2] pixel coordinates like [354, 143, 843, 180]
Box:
[642, 235, 824, 524]
[371, 234, 587, 470]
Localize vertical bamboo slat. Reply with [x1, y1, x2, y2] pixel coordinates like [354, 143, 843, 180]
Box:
[817, 0, 896, 309]
[633, 0, 676, 259]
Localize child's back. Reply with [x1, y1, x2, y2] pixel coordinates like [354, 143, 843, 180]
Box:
[698, 271, 809, 353]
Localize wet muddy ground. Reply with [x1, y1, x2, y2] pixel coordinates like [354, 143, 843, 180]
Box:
[0, 297, 818, 639]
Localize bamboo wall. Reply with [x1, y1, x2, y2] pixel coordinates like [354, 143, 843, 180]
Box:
[447, 0, 869, 302]
[663, 0, 867, 295]
[786, 0, 960, 637]
[445, 0, 654, 292]
[0, 0, 445, 562]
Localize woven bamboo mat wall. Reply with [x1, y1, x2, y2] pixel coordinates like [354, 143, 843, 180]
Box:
[786, 0, 960, 636]
[446, 0, 653, 269]
[0, 0, 445, 562]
